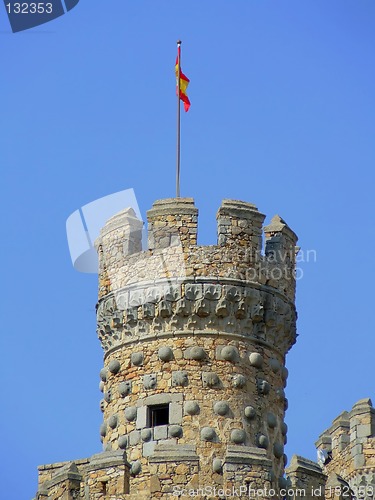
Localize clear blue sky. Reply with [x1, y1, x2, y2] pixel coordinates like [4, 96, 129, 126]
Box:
[1, 1, 375, 498]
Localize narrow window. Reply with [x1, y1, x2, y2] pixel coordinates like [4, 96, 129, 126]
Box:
[147, 404, 169, 427]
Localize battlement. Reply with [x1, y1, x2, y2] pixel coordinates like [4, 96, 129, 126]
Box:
[95, 198, 299, 302]
[316, 398, 375, 487]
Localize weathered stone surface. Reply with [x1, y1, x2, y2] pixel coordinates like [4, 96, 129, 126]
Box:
[249, 352, 263, 368]
[108, 359, 121, 374]
[37, 198, 300, 499]
[231, 429, 246, 444]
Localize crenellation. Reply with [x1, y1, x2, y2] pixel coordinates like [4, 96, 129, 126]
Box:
[37, 197, 299, 499]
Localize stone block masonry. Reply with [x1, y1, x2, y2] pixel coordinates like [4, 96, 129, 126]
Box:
[36, 198, 299, 499]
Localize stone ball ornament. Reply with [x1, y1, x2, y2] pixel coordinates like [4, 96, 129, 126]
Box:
[108, 415, 118, 429]
[249, 352, 263, 368]
[104, 390, 112, 403]
[212, 458, 223, 474]
[201, 427, 216, 441]
[231, 429, 246, 444]
[118, 381, 132, 397]
[131, 352, 144, 366]
[281, 422, 288, 435]
[169, 425, 183, 438]
[184, 401, 200, 415]
[108, 359, 121, 374]
[257, 434, 269, 449]
[190, 346, 206, 360]
[158, 346, 173, 361]
[124, 407, 137, 422]
[100, 422, 107, 437]
[141, 428, 152, 442]
[214, 401, 230, 416]
[232, 374, 246, 388]
[118, 435, 128, 449]
[273, 442, 284, 458]
[269, 358, 281, 373]
[267, 412, 277, 428]
[143, 374, 157, 389]
[257, 379, 270, 395]
[99, 368, 108, 382]
[221, 345, 238, 362]
[130, 460, 141, 476]
[244, 406, 256, 419]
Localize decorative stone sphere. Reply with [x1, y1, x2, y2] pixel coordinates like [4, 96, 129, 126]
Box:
[212, 458, 222, 473]
[258, 380, 270, 395]
[118, 381, 131, 397]
[99, 381, 105, 392]
[273, 442, 284, 458]
[283, 453, 288, 466]
[221, 345, 237, 362]
[99, 400, 105, 413]
[201, 427, 216, 441]
[141, 428, 152, 442]
[108, 415, 118, 429]
[99, 368, 108, 382]
[231, 429, 246, 444]
[131, 352, 143, 366]
[232, 374, 246, 388]
[124, 407, 137, 422]
[249, 352, 263, 368]
[130, 460, 141, 476]
[281, 366, 289, 381]
[244, 406, 256, 419]
[158, 346, 173, 362]
[169, 425, 183, 438]
[276, 388, 285, 400]
[267, 412, 277, 428]
[184, 401, 200, 415]
[118, 435, 128, 449]
[269, 358, 281, 373]
[108, 359, 121, 374]
[190, 346, 206, 360]
[213, 401, 230, 416]
[257, 434, 269, 449]
[281, 422, 288, 435]
[100, 422, 107, 437]
[104, 391, 111, 403]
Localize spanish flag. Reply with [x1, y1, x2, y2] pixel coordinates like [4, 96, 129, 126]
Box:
[175, 45, 190, 112]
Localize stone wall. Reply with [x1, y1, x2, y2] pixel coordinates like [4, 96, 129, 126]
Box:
[36, 197, 299, 500]
[316, 398, 375, 499]
[94, 198, 298, 498]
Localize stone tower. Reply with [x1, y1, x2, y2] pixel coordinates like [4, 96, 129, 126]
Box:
[315, 398, 375, 499]
[35, 197, 299, 500]
[95, 197, 298, 498]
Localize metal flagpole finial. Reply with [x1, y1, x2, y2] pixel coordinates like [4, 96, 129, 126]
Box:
[177, 40, 182, 45]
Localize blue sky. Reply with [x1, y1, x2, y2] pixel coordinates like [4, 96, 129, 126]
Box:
[1, 1, 375, 498]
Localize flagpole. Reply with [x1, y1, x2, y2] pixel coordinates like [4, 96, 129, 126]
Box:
[176, 40, 181, 198]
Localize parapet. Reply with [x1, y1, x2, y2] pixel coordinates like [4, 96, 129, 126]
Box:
[147, 197, 198, 249]
[286, 455, 327, 500]
[95, 198, 299, 302]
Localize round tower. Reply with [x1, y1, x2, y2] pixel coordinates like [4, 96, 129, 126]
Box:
[95, 198, 298, 499]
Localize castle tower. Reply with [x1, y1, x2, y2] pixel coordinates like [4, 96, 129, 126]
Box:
[93, 197, 298, 499]
[315, 398, 375, 499]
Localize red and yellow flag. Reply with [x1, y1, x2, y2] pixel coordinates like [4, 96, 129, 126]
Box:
[175, 45, 190, 112]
